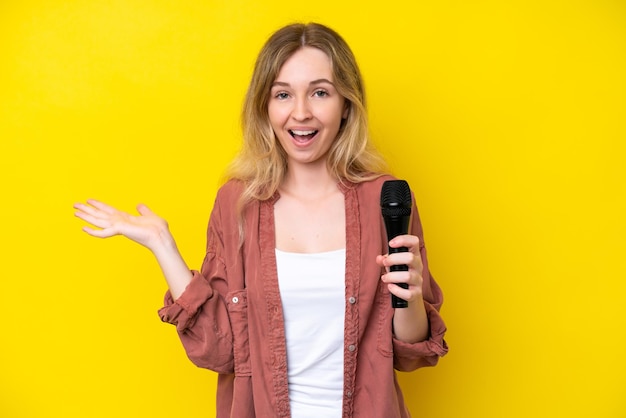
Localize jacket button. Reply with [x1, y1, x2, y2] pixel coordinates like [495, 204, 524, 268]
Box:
[232, 297, 239, 303]
[348, 344, 356, 352]
[348, 296, 356, 304]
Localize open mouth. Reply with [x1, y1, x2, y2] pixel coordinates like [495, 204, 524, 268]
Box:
[289, 129, 318, 142]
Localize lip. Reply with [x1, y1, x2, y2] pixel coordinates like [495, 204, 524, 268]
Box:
[287, 128, 319, 146]
[290, 129, 317, 136]
[288, 126, 319, 133]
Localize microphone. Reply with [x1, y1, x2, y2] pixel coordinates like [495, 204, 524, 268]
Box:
[380, 180, 412, 309]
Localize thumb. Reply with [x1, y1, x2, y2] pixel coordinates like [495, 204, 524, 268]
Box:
[136, 203, 153, 216]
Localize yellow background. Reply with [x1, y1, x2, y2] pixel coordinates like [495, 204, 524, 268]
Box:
[1, 0, 624, 417]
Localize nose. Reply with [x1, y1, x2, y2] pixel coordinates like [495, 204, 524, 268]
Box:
[291, 96, 312, 121]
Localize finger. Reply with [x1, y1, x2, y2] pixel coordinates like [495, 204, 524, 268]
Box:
[136, 203, 153, 216]
[383, 273, 424, 305]
[74, 202, 109, 220]
[375, 254, 391, 274]
[85, 199, 118, 215]
[81, 226, 117, 238]
[387, 283, 415, 301]
[384, 251, 415, 267]
[74, 211, 113, 230]
[384, 252, 423, 272]
[383, 252, 424, 280]
[382, 270, 412, 285]
[389, 234, 420, 251]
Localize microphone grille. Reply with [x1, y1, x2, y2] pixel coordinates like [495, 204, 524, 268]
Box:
[380, 180, 412, 217]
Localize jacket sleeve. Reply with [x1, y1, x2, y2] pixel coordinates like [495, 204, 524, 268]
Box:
[157, 199, 235, 374]
[393, 199, 448, 371]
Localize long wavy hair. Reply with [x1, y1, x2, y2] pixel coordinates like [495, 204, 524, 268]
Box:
[226, 22, 388, 220]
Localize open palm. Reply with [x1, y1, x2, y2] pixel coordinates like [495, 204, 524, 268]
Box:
[73, 199, 168, 251]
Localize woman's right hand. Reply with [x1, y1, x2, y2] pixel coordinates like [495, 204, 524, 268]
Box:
[74, 199, 192, 298]
[73, 199, 171, 252]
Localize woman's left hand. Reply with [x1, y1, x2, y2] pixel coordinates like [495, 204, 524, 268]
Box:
[376, 234, 424, 304]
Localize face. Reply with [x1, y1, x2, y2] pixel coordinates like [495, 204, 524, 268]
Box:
[268, 46, 348, 169]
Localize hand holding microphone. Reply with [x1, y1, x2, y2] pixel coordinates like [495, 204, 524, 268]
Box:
[379, 180, 424, 309]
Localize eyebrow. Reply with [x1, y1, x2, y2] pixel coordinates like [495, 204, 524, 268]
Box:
[271, 78, 335, 88]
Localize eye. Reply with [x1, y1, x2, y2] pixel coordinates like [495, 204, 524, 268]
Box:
[313, 89, 329, 98]
[274, 91, 290, 100]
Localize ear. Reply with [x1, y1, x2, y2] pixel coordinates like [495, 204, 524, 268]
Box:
[342, 101, 350, 119]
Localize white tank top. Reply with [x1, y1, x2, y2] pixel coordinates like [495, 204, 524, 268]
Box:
[275, 248, 346, 418]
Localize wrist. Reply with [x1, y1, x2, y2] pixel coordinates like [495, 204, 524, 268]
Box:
[150, 228, 178, 255]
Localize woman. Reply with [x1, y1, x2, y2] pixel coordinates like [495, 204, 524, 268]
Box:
[74, 22, 447, 418]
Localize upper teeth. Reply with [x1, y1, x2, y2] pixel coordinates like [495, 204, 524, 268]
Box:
[291, 130, 316, 136]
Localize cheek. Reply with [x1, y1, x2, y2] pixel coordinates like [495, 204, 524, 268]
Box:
[268, 105, 288, 128]
[324, 105, 347, 129]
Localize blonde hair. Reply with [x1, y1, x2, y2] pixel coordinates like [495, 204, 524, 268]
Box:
[226, 22, 388, 215]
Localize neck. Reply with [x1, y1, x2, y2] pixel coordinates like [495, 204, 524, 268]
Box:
[280, 163, 338, 199]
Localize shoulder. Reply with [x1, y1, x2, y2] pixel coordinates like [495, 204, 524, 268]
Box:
[213, 179, 265, 224]
[351, 174, 397, 196]
[215, 179, 245, 204]
[207, 180, 245, 227]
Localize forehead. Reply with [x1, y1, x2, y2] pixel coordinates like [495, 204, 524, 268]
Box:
[274, 47, 333, 83]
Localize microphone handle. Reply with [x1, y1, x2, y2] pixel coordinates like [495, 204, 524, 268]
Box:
[388, 246, 409, 308]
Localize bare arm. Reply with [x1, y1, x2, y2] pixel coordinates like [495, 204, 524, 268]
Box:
[73, 199, 192, 299]
[376, 234, 429, 344]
